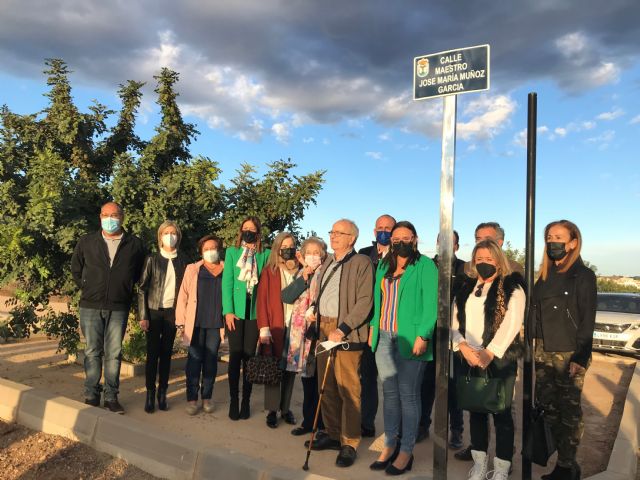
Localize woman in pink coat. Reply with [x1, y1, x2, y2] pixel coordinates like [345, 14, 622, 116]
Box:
[175, 235, 225, 415]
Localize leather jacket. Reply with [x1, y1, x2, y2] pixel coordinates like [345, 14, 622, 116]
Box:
[138, 251, 189, 320]
[529, 257, 597, 368]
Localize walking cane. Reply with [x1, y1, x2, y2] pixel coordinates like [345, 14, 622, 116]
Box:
[302, 347, 336, 471]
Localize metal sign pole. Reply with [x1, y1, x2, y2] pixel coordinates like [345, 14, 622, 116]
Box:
[433, 93, 457, 480]
[522, 92, 537, 480]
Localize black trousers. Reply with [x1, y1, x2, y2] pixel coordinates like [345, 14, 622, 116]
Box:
[302, 374, 324, 431]
[420, 351, 464, 433]
[470, 408, 514, 461]
[226, 318, 259, 398]
[145, 308, 177, 391]
[360, 344, 379, 430]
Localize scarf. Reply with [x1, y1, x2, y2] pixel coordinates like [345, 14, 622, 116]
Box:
[285, 269, 321, 376]
[236, 244, 259, 293]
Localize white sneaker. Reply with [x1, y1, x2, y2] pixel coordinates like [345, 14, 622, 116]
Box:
[202, 401, 214, 413]
[468, 450, 488, 480]
[487, 457, 511, 480]
[185, 403, 199, 415]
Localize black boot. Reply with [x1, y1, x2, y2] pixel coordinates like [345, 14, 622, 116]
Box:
[144, 390, 155, 413]
[157, 388, 168, 411]
[229, 396, 240, 420]
[542, 464, 575, 480]
[239, 379, 252, 419]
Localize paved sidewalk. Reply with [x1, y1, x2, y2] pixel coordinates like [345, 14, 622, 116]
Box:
[0, 335, 636, 479]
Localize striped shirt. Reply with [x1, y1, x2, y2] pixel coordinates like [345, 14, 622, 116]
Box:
[380, 276, 401, 332]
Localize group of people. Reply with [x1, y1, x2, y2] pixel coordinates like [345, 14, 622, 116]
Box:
[70, 202, 596, 480]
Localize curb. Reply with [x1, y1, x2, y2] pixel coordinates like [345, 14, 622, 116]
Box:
[586, 361, 639, 480]
[0, 377, 333, 480]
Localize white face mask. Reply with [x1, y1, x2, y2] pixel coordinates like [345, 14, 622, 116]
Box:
[304, 254, 322, 269]
[203, 249, 219, 264]
[162, 233, 178, 248]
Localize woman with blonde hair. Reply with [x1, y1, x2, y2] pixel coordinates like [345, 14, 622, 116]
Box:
[138, 221, 189, 413]
[256, 231, 300, 428]
[451, 239, 525, 480]
[531, 220, 596, 480]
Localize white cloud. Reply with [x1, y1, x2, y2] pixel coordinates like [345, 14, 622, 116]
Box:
[596, 108, 624, 121]
[457, 95, 516, 141]
[365, 151, 383, 160]
[582, 121, 596, 130]
[379, 132, 391, 141]
[586, 129, 615, 149]
[513, 125, 551, 147]
[271, 122, 290, 144]
[553, 31, 621, 92]
[556, 32, 588, 57]
[630, 115, 640, 125]
[302, 137, 314, 143]
[554, 127, 567, 137]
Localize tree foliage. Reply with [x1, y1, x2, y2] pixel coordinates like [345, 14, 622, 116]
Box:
[0, 59, 325, 352]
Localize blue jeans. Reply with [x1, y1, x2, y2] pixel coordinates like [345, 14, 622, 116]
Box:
[376, 330, 426, 454]
[186, 327, 221, 401]
[79, 308, 128, 402]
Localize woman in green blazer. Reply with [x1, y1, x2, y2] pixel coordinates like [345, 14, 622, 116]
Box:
[222, 216, 270, 420]
[368, 221, 438, 475]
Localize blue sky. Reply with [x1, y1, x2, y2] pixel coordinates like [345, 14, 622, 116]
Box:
[1, 1, 639, 275]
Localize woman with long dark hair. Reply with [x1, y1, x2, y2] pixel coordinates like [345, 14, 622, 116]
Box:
[532, 220, 596, 480]
[138, 221, 189, 413]
[222, 216, 270, 420]
[368, 221, 438, 476]
[452, 239, 525, 480]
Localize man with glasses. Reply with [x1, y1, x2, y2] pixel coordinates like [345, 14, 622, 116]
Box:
[307, 219, 374, 468]
[71, 201, 145, 413]
[357, 214, 396, 438]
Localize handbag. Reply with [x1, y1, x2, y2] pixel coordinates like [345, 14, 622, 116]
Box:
[523, 405, 556, 466]
[245, 340, 283, 386]
[456, 366, 510, 414]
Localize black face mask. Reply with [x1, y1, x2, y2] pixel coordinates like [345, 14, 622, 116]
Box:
[280, 247, 297, 261]
[241, 230, 257, 244]
[476, 262, 497, 280]
[546, 242, 567, 260]
[393, 241, 414, 258]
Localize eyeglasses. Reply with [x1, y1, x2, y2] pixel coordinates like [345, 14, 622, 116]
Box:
[328, 231, 351, 237]
[474, 283, 485, 297]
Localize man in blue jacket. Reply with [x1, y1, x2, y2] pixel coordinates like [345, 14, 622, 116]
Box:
[71, 202, 145, 413]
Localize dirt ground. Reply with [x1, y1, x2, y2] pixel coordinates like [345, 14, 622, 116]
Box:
[0, 334, 636, 479]
[0, 419, 157, 480]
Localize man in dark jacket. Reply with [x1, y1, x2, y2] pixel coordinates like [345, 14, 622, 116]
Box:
[419, 231, 466, 446]
[71, 202, 145, 413]
[357, 213, 396, 438]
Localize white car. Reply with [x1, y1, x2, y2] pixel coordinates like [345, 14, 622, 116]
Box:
[592, 293, 640, 356]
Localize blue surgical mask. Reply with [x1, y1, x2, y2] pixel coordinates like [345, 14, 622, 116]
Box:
[101, 217, 121, 234]
[376, 230, 391, 246]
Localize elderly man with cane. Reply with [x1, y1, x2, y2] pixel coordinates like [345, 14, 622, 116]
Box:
[304, 219, 374, 468]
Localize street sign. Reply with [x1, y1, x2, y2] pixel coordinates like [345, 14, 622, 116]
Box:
[414, 44, 490, 100]
[413, 44, 490, 480]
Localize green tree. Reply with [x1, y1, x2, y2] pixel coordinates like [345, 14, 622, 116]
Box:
[596, 278, 640, 293]
[503, 241, 525, 268]
[0, 59, 325, 354]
